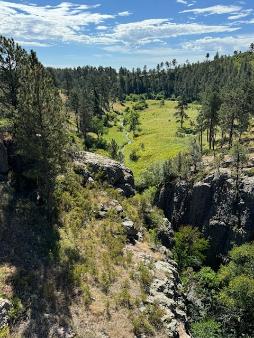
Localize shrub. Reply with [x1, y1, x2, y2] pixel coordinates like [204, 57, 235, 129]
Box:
[146, 303, 165, 329]
[191, 319, 221, 338]
[139, 163, 164, 189]
[133, 100, 148, 111]
[132, 313, 154, 336]
[81, 283, 93, 307]
[173, 226, 209, 272]
[138, 262, 153, 292]
[129, 149, 140, 162]
[115, 280, 132, 308]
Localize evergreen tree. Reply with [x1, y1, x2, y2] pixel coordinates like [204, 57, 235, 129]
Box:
[200, 88, 221, 150]
[128, 109, 140, 134]
[174, 96, 188, 129]
[16, 51, 67, 213]
[219, 83, 253, 148]
[0, 36, 26, 119]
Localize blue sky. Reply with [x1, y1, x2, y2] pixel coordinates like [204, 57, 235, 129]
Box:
[0, 0, 254, 68]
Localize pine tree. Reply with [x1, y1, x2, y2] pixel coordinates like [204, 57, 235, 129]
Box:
[201, 88, 221, 150]
[0, 36, 26, 119]
[174, 96, 188, 129]
[16, 51, 67, 213]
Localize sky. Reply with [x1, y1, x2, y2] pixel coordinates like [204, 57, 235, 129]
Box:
[0, 0, 254, 68]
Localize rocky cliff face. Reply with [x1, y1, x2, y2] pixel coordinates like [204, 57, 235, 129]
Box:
[0, 140, 8, 175]
[73, 151, 135, 197]
[157, 172, 254, 264]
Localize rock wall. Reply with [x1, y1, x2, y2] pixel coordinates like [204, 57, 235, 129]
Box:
[0, 140, 8, 175]
[73, 151, 135, 197]
[156, 173, 254, 264]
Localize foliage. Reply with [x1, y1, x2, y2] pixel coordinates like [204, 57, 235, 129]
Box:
[217, 243, 254, 335]
[132, 100, 148, 111]
[108, 139, 124, 162]
[174, 96, 189, 128]
[191, 319, 222, 338]
[132, 312, 154, 336]
[173, 226, 209, 272]
[129, 149, 140, 162]
[16, 51, 67, 208]
[128, 109, 140, 134]
[138, 262, 153, 292]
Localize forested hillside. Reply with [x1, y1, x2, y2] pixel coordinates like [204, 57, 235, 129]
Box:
[51, 50, 254, 103]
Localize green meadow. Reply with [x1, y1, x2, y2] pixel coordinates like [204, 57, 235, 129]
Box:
[104, 100, 199, 179]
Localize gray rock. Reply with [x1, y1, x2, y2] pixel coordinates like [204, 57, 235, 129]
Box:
[144, 257, 190, 338]
[56, 326, 75, 338]
[0, 141, 8, 174]
[0, 298, 11, 328]
[157, 218, 174, 249]
[122, 220, 138, 243]
[156, 172, 254, 265]
[87, 176, 95, 185]
[73, 152, 135, 197]
[97, 211, 107, 219]
[115, 205, 123, 213]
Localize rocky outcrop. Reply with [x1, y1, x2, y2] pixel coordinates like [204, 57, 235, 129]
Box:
[73, 151, 135, 197]
[0, 141, 8, 175]
[148, 258, 190, 338]
[129, 244, 190, 338]
[157, 173, 254, 264]
[0, 298, 11, 328]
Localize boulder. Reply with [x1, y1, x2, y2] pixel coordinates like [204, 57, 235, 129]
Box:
[0, 141, 8, 174]
[73, 152, 135, 197]
[157, 218, 175, 249]
[122, 220, 138, 243]
[0, 298, 11, 328]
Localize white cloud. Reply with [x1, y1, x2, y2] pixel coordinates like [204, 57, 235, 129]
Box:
[107, 19, 239, 47]
[181, 5, 242, 15]
[118, 11, 132, 17]
[177, 0, 188, 4]
[0, 1, 240, 49]
[228, 9, 253, 20]
[16, 40, 51, 47]
[0, 1, 114, 45]
[96, 25, 108, 30]
[182, 34, 254, 52]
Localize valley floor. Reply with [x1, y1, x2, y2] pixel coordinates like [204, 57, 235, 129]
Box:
[103, 100, 199, 179]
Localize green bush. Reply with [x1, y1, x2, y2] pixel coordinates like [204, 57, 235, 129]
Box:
[191, 319, 221, 338]
[173, 226, 209, 272]
[129, 149, 140, 162]
[138, 262, 153, 292]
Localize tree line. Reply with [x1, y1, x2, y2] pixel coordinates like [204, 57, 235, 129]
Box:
[51, 49, 254, 103]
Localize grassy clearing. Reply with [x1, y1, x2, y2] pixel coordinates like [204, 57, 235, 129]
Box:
[104, 100, 199, 179]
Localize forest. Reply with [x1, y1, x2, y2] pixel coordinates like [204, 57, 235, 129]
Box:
[0, 35, 254, 338]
